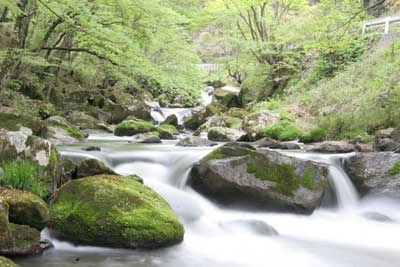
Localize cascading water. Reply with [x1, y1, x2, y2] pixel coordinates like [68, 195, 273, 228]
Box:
[149, 86, 215, 125]
[16, 138, 400, 267]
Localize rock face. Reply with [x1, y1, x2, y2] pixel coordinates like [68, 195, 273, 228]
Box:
[0, 113, 48, 137]
[308, 141, 356, 153]
[176, 136, 216, 147]
[184, 106, 209, 131]
[190, 143, 329, 213]
[49, 175, 184, 249]
[0, 187, 49, 230]
[76, 159, 116, 179]
[344, 152, 400, 198]
[0, 256, 20, 267]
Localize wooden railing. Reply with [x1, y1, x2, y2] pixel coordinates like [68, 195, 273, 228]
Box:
[362, 16, 400, 34]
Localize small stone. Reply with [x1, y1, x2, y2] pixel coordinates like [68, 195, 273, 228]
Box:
[83, 146, 101, 152]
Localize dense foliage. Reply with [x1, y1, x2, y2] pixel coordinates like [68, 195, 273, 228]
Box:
[0, 0, 204, 103]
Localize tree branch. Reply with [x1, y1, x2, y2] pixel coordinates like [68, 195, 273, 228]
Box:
[41, 47, 119, 66]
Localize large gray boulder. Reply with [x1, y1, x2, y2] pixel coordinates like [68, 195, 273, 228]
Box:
[374, 128, 400, 152]
[190, 143, 329, 214]
[344, 152, 400, 198]
[242, 111, 280, 135]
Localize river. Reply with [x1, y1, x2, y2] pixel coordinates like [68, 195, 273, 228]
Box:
[15, 134, 400, 267]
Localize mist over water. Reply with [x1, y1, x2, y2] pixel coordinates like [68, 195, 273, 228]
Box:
[16, 137, 400, 267]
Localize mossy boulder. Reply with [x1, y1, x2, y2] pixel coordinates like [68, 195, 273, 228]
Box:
[344, 153, 400, 198]
[161, 115, 179, 127]
[114, 117, 156, 137]
[76, 159, 117, 179]
[67, 111, 104, 131]
[0, 187, 49, 230]
[0, 256, 20, 267]
[157, 124, 178, 140]
[49, 175, 184, 249]
[190, 142, 329, 214]
[0, 197, 44, 256]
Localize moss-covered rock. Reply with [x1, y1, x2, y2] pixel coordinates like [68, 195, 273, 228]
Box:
[49, 175, 184, 249]
[76, 159, 116, 179]
[0, 197, 44, 256]
[0, 187, 49, 230]
[207, 127, 244, 142]
[161, 114, 179, 127]
[0, 256, 20, 267]
[114, 117, 156, 137]
[190, 142, 329, 214]
[157, 124, 178, 140]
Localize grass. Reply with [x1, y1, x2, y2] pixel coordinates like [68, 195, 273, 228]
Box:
[388, 161, 400, 176]
[0, 160, 50, 198]
[261, 120, 302, 141]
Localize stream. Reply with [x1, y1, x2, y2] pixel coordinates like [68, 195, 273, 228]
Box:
[15, 134, 400, 267]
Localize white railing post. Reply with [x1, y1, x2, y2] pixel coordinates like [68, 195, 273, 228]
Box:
[384, 18, 390, 34]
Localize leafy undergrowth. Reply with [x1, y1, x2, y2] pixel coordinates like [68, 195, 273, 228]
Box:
[0, 160, 50, 198]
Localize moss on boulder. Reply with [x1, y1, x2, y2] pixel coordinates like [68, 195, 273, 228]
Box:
[0, 196, 44, 256]
[191, 143, 329, 213]
[114, 117, 156, 137]
[0, 187, 49, 230]
[157, 124, 178, 140]
[49, 175, 184, 249]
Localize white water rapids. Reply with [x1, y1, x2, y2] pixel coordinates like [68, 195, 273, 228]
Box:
[16, 136, 400, 267]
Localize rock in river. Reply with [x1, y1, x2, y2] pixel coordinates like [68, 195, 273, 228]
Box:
[49, 175, 185, 249]
[190, 142, 329, 214]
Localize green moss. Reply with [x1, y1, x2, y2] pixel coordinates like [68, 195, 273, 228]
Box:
[388, 161, 400, 176]
[115, 118, 156, 136]
[204, 143, 256, 161]
[0, 256, 20, 267]
[299, 128, 327, 143]
[247, 158, 315, 196]
[49, 175, 184, 249]
[223, 116, 242, 129]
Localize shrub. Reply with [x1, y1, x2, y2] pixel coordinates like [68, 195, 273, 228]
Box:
[0, 160, 50, 198]
[299, 128, 327, 143]
[261, 120, 302, 141]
